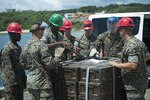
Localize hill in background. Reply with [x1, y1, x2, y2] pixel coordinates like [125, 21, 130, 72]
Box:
[0, 3, 150, 31]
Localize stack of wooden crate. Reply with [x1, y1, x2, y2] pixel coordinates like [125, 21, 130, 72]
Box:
[51, 57, 122, 100]
[78, 61, 122, 100]
[51, 62, 80, 100]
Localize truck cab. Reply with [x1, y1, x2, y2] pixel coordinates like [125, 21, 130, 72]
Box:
[89, 12, 150, 86]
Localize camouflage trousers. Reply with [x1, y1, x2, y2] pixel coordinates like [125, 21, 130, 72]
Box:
[5, 85, 23, 100]
[126, 89, 146, 100]
[28, 88, 54, 100]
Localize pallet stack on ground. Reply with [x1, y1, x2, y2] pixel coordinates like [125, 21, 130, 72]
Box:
[78, 60, 122, 100]
[51, 57, 123, 100]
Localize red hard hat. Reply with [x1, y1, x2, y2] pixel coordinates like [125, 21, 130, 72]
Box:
[7, 22, 22, 34]
[63, 20, 72, 29]
[117, 17, 134, 29]
[83, 20, 93, 30]
[59, 26, 65, 31]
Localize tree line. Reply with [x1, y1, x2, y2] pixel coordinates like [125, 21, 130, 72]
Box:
[0, 3, 150, 31]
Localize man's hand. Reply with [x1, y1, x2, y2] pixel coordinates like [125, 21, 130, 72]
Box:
[108, 61, 118, 67]
[73, 46, 81, 53]
[59, 41, 68, 47]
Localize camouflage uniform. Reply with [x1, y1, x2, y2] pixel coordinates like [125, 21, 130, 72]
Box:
[62, 35, 76, 60]
[1, 41, 26, 100]
[75, 33, 96, 57]
[121, 36, 149, 100]
[92, 31, 124, 57]
[20, 37, 59, 100]
[43, 28, 63, 57]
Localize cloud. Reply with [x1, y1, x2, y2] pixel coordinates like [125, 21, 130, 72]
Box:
[0, 0, 150, 12]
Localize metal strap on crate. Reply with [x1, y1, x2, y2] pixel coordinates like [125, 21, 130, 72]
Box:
[113, 67, 115, 100]
[85, 66, 97, 100]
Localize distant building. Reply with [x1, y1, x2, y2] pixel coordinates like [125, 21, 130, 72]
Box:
[6, 9, 16, 12]
[64, 12, 91, 21]
[22, 10, 33, 12]
[64, 13, 74, 19]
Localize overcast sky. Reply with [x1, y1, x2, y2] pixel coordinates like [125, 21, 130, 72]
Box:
[0, 0, 150, 12]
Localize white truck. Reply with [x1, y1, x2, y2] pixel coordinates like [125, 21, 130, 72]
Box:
[89, 12, 150, 87]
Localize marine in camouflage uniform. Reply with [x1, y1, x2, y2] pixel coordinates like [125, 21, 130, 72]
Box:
[40, 14, 67, 60]
[62, 35, 76, 60]
[75, 33, 96, 57]
[42, 27, 63, 56]
[121, 36, 149, 100]
[74, 20, 96, 57]
[92, 16, 124, 57]
[61, 20, 76, 60]
[93, 31, 124, 57]
[20, 21, 59, 100]
[109, 17, 150, 100]
[1, 22, 26, 100]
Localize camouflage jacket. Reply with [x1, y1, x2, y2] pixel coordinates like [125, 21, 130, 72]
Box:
[76, 33, 96, 57]
[20, 37, 59, 89]
[92, 31, 124, 57]
[1, 41, 26, 90]
[43, 28, 63, 57]
[62, 35, 76, 60]
[121, 36, 149, 90]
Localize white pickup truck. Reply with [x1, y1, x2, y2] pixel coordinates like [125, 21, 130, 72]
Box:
[89, 12, 150, 87]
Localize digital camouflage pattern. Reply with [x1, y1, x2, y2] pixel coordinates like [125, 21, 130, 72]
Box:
[1, 41, 26, 99]
[75, 33, 96, 57]
[28, 88, 54, 100]
[20, 37, 59, 99]
[92, 31, 124, 57]
[43, 28, 63, 56]
[62, 35, 76, 60]
[121, 36, 149, 99]
[20, 37, 59, 89]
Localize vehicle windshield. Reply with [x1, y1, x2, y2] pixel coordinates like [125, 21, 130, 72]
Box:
[92, 17, 140, 37]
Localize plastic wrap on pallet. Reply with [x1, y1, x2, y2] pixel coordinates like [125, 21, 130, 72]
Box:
[59, 63, 80, 81]
[51, 57, 122, 100]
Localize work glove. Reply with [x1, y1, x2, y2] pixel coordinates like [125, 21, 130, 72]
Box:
[89, 48, 100, 57]
[54, 47, 65, 58]
[74, 41, 78, 46]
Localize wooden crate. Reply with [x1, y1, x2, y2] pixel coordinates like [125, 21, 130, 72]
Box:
[78, 95, 112, 100]
[78, 81, 113, 98]
[59, 63, 80, 81]
[80, 65, 121, 83]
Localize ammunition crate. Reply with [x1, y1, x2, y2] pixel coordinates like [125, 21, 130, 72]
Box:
[51, 58, 122, 100]
[78, 81, 113, 98]
[58, 81, 78, 96]
[78, 95, 112, 100]
[59, 94, 78, 100]
[54, 93, 77, 100]
[80, 65, 121, 83]
[59, 63, 80, 81]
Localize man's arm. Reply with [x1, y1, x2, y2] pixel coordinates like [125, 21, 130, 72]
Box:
[40, 44, 59, 70]
[45, 41, 68, 48]
[108, 61, 137, 70]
